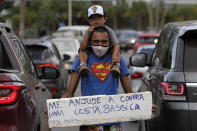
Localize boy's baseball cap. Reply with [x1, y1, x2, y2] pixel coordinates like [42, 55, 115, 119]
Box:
[88, 5, 104, 18]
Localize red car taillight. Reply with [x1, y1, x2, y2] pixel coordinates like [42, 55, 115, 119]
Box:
[161, 83, 184, 95]
[38, 64, 58, 68]
[131, 72, 143, 79]
[48, 87, 57, 94]
[0, 85, 21, 104]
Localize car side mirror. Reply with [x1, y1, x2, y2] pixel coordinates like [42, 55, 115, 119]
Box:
[130, 53, 147, 67]
[63, 54, 70, 61]
[39, 66, 59, 79]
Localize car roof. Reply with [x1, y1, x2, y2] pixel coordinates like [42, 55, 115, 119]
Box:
[115, 29, 137, 33]
[163, 20, 197, 36]
[58, 25, 89, 31]
[139, 33, 160, 38]
[136, 45, 155, 52]
[23, 39, 54, 48]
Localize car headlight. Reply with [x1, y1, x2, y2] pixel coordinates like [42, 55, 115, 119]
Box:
[154, 39, 158, 44]
[130, 39, 136, 44]
[64, 63, 70, 69]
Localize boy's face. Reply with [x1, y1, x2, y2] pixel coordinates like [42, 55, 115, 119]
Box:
[87, 14, 107, 27]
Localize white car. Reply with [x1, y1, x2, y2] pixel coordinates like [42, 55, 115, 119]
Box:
[51, 38, 80, 70]
[53, 25, 89, 41]
[129, 44, 155, 92]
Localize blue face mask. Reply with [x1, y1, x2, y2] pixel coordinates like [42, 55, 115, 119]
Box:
[91, 45, 110, 57]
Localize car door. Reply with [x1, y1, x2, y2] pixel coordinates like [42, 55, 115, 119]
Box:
[20, 41, 52, 131]
[183, 32, 197, 131]
[143, 30, 179, 130]
[52, 44, 68, 91]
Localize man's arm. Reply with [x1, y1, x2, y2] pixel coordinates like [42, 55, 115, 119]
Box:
[61, 71, 80, 98]
[120, 75, 133, 93]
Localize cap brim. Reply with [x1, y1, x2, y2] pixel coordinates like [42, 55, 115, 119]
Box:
[88, 13, 104, 18]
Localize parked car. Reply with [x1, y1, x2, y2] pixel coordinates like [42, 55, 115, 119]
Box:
[24, 39, 69, 98]
[51, 37, 80, 71]
[0, 23, 57, 131]
[132, 33, 159, 52]
[129, 44, 155, 93]
[115, 30, 138, 51]
[131, 20, 197, 131]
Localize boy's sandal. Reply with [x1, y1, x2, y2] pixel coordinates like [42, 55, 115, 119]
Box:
[111, 63, 120, 77]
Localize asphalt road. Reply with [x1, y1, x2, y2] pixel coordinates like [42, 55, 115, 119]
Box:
[51, 51, 140, 131]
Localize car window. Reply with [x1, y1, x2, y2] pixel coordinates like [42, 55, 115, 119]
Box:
[12, 39, 33, 73]
[152, 30, 176, 69]
[20, 43, 37, 76]
[184, 34, 197, 72]
[54, 40, 77, 52]
[26, 45, 52, 61]
[0, 40, 13, 69]
[52, 44, 62, 60]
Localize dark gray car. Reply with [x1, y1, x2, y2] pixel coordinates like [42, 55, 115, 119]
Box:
[131, 21, 197, 131]
[24, 40, 69, 98]
[115, 30, 138, 51]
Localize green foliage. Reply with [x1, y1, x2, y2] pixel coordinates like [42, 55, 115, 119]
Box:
[2, 1, 197, 38]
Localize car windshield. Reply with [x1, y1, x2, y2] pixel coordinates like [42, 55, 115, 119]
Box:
[26, 45, 52, 61]
[118, 32, 137, 39]
[54, 40, 77, 52]
[138, 37, 158, 44]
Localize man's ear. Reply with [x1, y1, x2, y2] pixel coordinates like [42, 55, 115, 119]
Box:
[104, 17, 108, 21]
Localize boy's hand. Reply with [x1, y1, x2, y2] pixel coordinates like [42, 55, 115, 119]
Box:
[88, 26, 94, 33]
[152, 104, 157, 114]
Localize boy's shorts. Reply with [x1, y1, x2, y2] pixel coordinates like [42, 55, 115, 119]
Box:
[80, 124, 122, 131]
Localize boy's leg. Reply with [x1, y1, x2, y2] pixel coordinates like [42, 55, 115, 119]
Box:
[79, 49, 89, 77]
[111, 44, 121, 77]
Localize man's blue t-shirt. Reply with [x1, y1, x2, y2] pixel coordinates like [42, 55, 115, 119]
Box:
[72, 53, 129, 126]
[72, 53, 129, 96]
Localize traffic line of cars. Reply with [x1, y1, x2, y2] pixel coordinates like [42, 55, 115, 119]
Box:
[23, 39, 69, 98]
[0, 23, 83, 131]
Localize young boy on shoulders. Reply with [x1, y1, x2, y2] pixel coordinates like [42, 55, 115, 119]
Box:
[79, 5, 121, 77]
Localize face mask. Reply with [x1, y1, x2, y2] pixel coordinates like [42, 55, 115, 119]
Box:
[91, 45, 110, 57]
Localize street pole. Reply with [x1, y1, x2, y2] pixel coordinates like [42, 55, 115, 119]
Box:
[68, 0, 72, 26]
[19, 0, 25, 38]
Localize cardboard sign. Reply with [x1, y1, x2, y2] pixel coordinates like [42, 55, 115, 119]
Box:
[47, 91, 152, 128]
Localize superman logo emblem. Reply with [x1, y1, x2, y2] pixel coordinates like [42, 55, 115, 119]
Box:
[91, 62, 111, 82]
